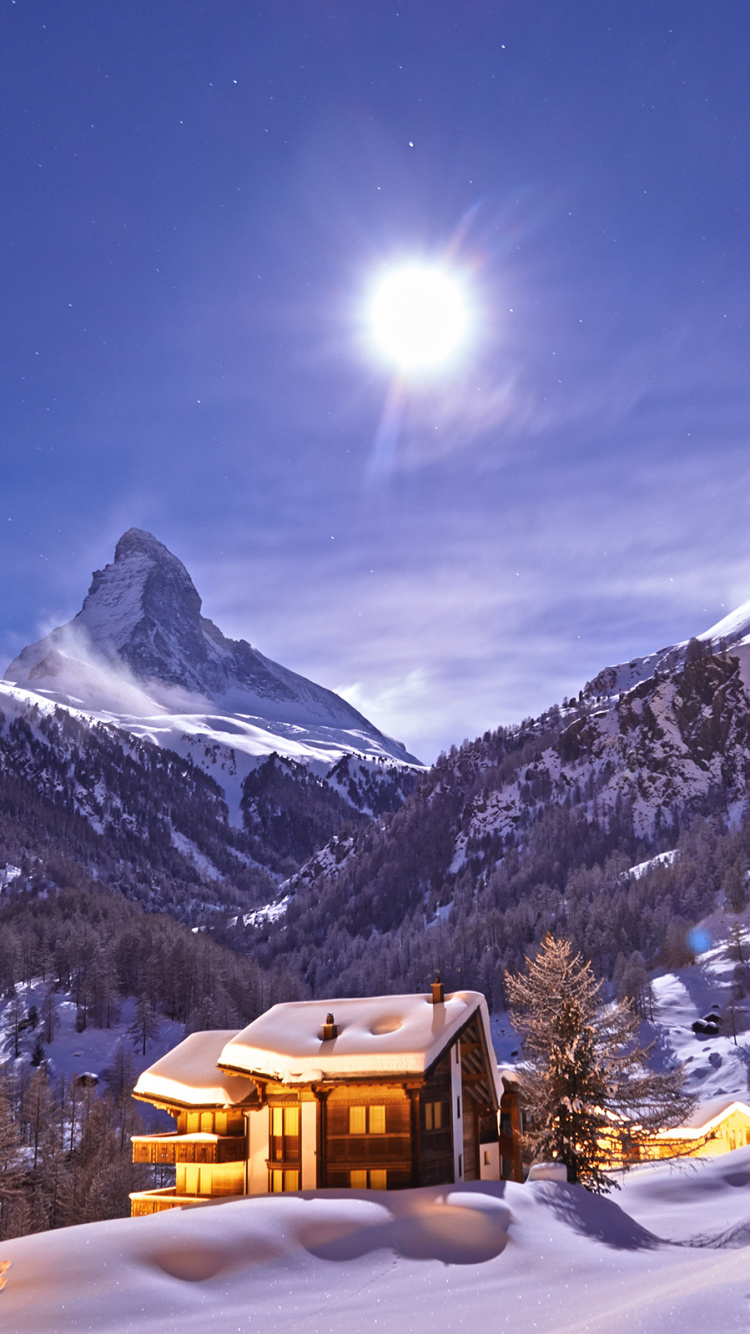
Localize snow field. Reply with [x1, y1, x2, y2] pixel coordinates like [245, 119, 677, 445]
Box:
[1, 1159, 749, 1334]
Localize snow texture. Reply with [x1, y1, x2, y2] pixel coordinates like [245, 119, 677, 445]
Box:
[2, 1155, 750, 1333]
[220, 991, 499, 1086]
[133, 1031, 256, 1107]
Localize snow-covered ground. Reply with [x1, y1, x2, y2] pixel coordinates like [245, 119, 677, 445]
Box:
[2, 1153, 749, 1333]
[646, 903, 750, 1105]
[0, 982, 183, 1095]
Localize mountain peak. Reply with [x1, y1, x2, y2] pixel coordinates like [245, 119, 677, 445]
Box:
[113, 527, 176, 564]
[5, 532, 418, 761]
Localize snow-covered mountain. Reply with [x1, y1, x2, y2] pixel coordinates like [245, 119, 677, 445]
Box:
[5, 527, 419, 764]
[582, 598, 750, 702]
[2, 530, 420, 832]
[0, 531, 422, 913]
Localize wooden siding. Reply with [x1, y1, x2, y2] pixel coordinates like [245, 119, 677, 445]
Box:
[418, 1052, 453, 1186]
[322, 1088, 412, 1188]
[132, 1134, 245, 1166]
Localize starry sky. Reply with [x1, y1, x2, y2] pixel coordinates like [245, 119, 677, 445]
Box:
[2, 1, 750, 761]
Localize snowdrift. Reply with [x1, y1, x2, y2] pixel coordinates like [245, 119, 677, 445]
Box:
[2, 1152, 749, 1333]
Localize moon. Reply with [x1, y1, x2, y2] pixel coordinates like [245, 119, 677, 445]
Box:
[367, 263, 471, 375]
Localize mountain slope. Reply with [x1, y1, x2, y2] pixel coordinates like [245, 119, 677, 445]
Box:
[244, 634, 750, 1001]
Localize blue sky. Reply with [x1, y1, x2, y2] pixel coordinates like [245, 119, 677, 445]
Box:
[2, 1, 750, 760]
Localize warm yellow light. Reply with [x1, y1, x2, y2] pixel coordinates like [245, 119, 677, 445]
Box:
[368, 263, 471, 375]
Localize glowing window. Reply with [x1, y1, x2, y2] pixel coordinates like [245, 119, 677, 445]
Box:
[424, 1101, 443, 1131]
[284, 1106, 299, 1137]
[369, 1105, 386, 1134]
[350, 1169, 387, 1189]
[349, 1106, 367, 1134]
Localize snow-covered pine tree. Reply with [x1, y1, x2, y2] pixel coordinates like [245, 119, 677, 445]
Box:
[506, 934, 695, 1192]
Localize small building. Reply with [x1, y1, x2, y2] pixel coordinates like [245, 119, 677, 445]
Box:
[636, 1096, 750, 1162]
[130, 986, 521, 1215]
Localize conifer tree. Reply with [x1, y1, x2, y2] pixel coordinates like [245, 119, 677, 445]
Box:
[128, 993, 160, 1056]
[506, 934, 695, 1193]
[0, 1070, 23, 1241]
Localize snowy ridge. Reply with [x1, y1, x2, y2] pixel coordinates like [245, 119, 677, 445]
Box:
[582, 596, 750, 704]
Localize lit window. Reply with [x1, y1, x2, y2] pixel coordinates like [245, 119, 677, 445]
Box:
[272, 1107, 284, 1137]
[349, 1106, 367, 1135]
[349, 1105, 386, 1134]
[270, 1169, 300, 1193]
[350, 1169, 387, 1189]
[424, 1101, 443, 1130]
[284, 1106, 299, 1137]
[369, 1105, 386, 1134]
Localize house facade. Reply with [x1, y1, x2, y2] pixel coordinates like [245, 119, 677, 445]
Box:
[130, 986, 521, 1215]
[635, 1096, 750, 1162]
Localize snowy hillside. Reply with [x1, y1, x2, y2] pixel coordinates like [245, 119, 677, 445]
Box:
[582, 595, 750, 702]
[2, 1161, 749, 1333]
[0, 978, 182, 1106]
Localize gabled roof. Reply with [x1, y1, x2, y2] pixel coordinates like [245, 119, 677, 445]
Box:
[133, 1029, 256, 1108]
[673, 1097, 750, 1133]
[218, 990, 500, 1090]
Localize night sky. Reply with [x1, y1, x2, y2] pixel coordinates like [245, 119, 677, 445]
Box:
[2, 2, 749, 760]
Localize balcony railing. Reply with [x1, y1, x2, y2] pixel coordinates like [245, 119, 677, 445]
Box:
[129, 1187, 244, 1216]
[131, 1132, 245, 1166]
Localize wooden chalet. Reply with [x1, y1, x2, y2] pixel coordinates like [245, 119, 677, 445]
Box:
[130, 983, 523, 1214]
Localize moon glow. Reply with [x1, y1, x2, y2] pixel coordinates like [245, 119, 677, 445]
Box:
[368, 263, 471, 375]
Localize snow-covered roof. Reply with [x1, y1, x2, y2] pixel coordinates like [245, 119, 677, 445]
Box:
[671, 1097, 750, 1134]
[133, 1030, 256, 1107]
[219, 991, 499, 1089]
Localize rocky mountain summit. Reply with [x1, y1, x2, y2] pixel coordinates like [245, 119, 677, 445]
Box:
[6, 528, 416, 756]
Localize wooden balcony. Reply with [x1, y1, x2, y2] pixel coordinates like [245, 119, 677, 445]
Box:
[325, 1133, 411, 1168]
[129, 1188, 244, 1216]
[131, 1132, 245, 1166]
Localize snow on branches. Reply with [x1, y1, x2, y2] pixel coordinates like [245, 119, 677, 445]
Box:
[506, 934, 695, 1192]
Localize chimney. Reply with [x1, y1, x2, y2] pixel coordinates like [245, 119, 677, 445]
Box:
[322, 1012, 338, 1040]
[430, 972, 445, 1005]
